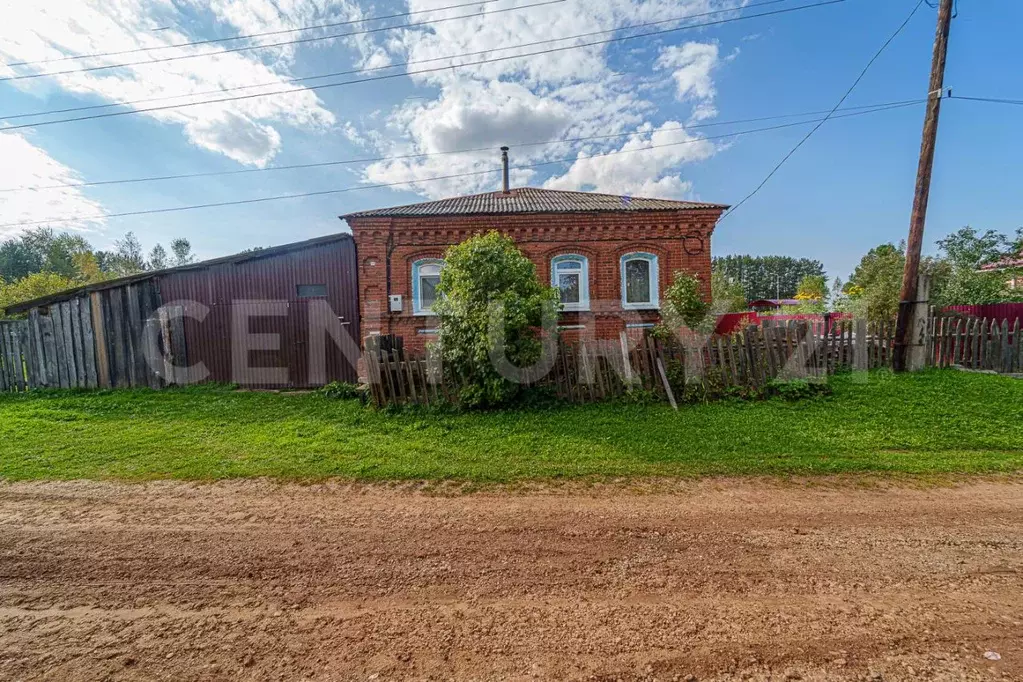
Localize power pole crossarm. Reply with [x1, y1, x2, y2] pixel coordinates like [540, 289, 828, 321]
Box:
[893, 0, 954, 372]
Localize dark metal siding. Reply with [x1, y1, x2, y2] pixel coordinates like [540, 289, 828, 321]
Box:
[158, 238, 360, 388]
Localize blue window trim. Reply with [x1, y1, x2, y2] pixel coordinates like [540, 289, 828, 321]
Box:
[411, 258, 444, 316]
[620, 252, 659, 310]
[550, 254, 590, 312]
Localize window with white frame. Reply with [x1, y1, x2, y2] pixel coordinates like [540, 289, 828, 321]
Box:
[551, 254, 589, 311]
[412, 258, 444, 315]
[620, 252, 659, 309]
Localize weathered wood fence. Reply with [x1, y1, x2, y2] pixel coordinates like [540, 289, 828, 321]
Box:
[930, 316, 1022, 373]
[365, 319, 904, 407]
[0, 282, 187, 392]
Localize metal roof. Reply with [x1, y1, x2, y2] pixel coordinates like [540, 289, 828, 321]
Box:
[979, 254, 1023, 271]
[4, 233, 354, 315]
[341, 187, 728, 219]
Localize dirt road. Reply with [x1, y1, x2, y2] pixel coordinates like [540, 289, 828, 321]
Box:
[0, 479, 1020, 681]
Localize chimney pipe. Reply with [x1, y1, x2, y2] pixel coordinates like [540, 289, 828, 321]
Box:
[500, 146, 510, 193]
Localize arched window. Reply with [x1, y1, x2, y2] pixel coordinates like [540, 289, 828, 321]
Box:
[620, 252, 659, 309]
[412, 258, 444, 315]
[551, 254, 589, 311]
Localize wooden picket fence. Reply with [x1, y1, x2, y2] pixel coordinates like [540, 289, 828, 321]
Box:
[930, 316, 1022, 373]
[364, 319, 902, 407]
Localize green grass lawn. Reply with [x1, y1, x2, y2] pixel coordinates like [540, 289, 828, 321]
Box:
[1, 370, 1021, 482]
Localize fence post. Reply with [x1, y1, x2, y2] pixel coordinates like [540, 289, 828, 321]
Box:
[854, 319, 869, 373]
[907, 274, 932, 372]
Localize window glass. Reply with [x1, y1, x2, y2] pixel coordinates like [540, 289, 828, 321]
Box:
[625, 259, 651, 304]
[557, 272, 580, 304]
[551, 255, 589, 310]
[413, 260, 444, 314]
[420, 274, 440, 311]
[297, 284, 327, 298]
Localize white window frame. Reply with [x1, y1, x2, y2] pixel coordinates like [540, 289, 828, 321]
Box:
[411, 258, 444, 316]
[620, 252, 659, 309]
[550, 254, 590, 312]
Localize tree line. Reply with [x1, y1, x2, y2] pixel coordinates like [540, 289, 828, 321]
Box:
[0, 228, 195, 312]
[710, 226, 1023, 322]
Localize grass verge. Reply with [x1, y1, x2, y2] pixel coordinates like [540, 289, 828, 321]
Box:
[1, 370, 1021, 482]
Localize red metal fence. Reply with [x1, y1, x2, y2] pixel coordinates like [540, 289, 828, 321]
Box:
[714, 312, 851, 335]
[944, 303, 1023, 324]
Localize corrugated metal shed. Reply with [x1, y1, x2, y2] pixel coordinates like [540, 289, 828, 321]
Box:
[341, 186, 728, 218]
[3, 233, 361, 389]
[159, 236, 360, 388]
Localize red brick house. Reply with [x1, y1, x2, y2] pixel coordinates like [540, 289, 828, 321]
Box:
[343, 170, 727, 352]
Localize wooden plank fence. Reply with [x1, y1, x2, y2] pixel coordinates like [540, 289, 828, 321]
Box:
[365, 319, 907, 407]
[4, 310, 1020, 397]
[930, 316, 1022, 373]
[0, 282, 188, 393]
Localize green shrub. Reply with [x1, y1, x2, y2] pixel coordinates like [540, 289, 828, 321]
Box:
[434, 231, 561, 409]
[660, 271, 712, 332]
[764, 378, 833, 401]
[319, 381, 365, 401]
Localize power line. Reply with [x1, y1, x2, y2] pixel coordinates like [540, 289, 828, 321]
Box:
[0, 0, 565, 83]
[0, 99, 925, 193]
[948, 94, 1023, 106]
[0, 102, 920, 229]
[0, 0, 846, 132]
[721, 0, 924, 220]
[0, 0, 794, 123]
[2, 0, 504, 68]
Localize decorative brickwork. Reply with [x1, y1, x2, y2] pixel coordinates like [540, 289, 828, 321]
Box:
[345, 201, 725, 353]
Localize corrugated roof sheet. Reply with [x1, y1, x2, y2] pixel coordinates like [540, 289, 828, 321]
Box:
[980, 254, 1023, 271]
[341, 186, 728, 219]
[4, 233, 354, 315]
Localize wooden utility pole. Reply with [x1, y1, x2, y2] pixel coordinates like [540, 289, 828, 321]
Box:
[893, 0, 954, 372]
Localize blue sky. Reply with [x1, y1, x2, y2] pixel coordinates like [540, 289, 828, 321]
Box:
[1, 0, 1020, 282]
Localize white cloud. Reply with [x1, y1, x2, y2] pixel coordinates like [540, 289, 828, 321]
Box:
[0, 0, 741, 206]
[656, 41, 721, 121]
[0, 0, 341, 166]
[355, 0, 737, 200]
[543, 121, 717, 198]
[0, 133, 106, 237]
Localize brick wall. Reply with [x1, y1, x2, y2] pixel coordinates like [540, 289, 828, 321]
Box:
[347, 209, 724, 353]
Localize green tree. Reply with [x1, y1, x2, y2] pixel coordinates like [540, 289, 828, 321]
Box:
[0, 228, 91, 282]
[170, 238, 196, 266]
[71, 251, 108, 284]
[929, 226, 1023, 306]
[844, 243, 905, 323]
[710, 269, 747, 313]
[434, 231, 560, 408]
[148, 244, 168, 270]
[661, 272, 712, 331]
[791, 274, 828, 313]
[935, 226, 1010, 268]
[0, 239, 41, 283]
[712, 255, 826, 301]
[0, 272, 78, 314]
[108, 232, 146, 276]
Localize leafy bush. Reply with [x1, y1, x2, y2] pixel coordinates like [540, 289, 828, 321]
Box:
[617, 388, 662, 405]
[764, 378, 833, 401]
[660, 271, 711, 331]
[711, 269, 748, 313]
[319, 381, 365, 401]
[0, 272, 78, 316]
[434, 231, 561, 409]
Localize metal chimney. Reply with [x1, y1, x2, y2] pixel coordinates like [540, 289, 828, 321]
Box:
[500, 146, 510, 193]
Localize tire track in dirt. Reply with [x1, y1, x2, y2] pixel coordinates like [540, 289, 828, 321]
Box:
[0, 479, 1020, 681]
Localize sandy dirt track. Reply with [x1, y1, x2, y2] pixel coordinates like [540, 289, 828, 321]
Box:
[0, 479, 1021, 681]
